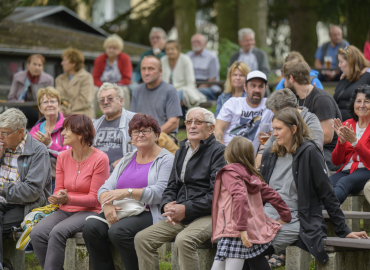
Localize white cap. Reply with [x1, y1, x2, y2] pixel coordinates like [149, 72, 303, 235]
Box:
[246, 70, 267, 83]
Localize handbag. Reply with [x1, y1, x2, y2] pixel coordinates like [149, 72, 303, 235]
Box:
[86, 198, 146, 228]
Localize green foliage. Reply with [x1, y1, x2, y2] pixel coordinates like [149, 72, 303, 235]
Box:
[159, 251, 172, 270]
[0, 0, 23, 22]
[218, 38, 240, 80]
[25, 253, 42, 270]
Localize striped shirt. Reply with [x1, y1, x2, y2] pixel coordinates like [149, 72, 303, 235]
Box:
[0, 134, 27, 203]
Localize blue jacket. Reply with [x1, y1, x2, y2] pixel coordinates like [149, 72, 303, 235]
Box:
[275, 70, 323, 91]
[215, 92, 246, 118]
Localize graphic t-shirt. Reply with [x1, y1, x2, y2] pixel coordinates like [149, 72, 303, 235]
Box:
[217, 97, 274, 153]
[94, 116, 123, 167]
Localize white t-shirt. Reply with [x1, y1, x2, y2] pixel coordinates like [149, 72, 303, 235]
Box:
[342, 122, 366, 171]
[217, 97, 274, 153]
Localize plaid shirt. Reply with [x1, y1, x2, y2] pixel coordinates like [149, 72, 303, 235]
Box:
[0, 134, 27, 203]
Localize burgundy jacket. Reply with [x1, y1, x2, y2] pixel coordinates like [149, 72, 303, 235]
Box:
[212, 163, 292, 244]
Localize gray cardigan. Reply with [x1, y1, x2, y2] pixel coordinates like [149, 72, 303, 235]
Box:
[97, 148, 174, 224]
[228, 47, 270, 77]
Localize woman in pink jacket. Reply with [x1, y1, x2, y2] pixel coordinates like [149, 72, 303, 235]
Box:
[211, 137, 292, 270]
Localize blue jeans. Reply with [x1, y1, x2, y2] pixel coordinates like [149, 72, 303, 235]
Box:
[329, 168, 370, 204]
[198, 87, 217, 101]
[178, 90, 183, 102]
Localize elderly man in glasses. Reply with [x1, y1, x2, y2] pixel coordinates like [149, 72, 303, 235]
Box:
[0, 108, 51, 270]
[135, 107, 226, 270]
[93, 82, 136, 172]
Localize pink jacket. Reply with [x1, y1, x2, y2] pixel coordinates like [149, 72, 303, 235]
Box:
[30, 112, 70, 158]
[212, 163, 292, 244]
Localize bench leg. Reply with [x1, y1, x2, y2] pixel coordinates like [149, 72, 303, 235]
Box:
[171, 243, 216, 270]
[341, 196, 364, 232]
[363, 199, 370, 232]
[315, 250, 370, 270]
[285, 246, 311, 270]
[3, 238, 25, 270]
[64, 238, 92, 270]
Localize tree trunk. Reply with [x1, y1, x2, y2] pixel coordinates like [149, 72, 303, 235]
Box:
[217, 0, 238, 44]
[238, 0, 268, 48]
[287, 0, 318, 66]
[346, 0, 370, 51]
[173, 0, 196, 51]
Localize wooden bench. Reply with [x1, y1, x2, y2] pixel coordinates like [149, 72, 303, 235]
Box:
[3, 231, 24, 270]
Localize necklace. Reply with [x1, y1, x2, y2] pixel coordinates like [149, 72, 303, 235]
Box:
[301, 85, 310, 107]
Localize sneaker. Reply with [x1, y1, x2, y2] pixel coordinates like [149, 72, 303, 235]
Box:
[25, 243, 34, 254]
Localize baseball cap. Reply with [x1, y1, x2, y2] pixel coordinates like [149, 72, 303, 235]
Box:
[246, 70, 267, 84]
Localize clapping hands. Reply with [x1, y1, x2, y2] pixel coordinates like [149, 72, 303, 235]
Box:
[48, 189, 69, 204]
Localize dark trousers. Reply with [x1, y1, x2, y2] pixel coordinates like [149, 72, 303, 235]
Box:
[83, 210, 153, 270]
[330, 168, 370, 204]
[242, 245, 274, 270]
[0, 204, 24, 263]
[324, 148, 342, 172]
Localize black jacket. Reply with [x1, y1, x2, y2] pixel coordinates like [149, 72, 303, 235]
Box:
[160, 134, 226, 225]
[261, 140, 351, 265]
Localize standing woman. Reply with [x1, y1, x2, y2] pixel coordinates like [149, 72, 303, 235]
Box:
[83, 114, 174, 270]
[333, 45, 370, 121]
[215, 61, 250, 118]
[242, 108, 367, 270]
[331, 85, 370, 204]
[30, 114, 110, 270]
[161, 40, 207, 108]
[56, 48, 95, 118]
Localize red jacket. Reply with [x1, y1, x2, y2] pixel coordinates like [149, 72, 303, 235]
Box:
[92, 53, 132, 87]
[364, 41, 370, 63]
[212, 163, 292, 244]
[332, 118, 370, 173]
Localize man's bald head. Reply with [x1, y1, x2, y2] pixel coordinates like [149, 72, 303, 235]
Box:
[329, 25, 343, 45]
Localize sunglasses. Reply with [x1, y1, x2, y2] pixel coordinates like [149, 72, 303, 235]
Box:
[343, 45, 349, 53]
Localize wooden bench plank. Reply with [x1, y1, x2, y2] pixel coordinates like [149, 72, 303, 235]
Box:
[324, 237, 370, 249]
[349, 190, 365, 196]
[323, 210, 370, 220]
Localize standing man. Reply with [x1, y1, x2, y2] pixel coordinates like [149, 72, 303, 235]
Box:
[93, 83, 136, 172]
[131, 56, 182, 140]
[134, 27, 167, 82]
[186, 34, 221, 100]
[314, 25, 349, 81]
[214, 70, 274, 154]
[228, 28, 270, 77]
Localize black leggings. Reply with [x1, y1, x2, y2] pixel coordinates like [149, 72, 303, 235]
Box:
[242, 246, 274, 270]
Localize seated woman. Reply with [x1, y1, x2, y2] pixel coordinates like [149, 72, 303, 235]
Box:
[56, 48, 95, 118]
[93, 34, 132, 110]
[83, 114, 174, 270]
[330, 85, 370, 204]
[242, 107, 367, 270]
[30, 114, 110, 270]
[334, 45, 370, 121]
[30, 87, 70, 190]
[7, 54, 54, 128]
[215, 61, 250, 118]
[161, 40, 206, 108]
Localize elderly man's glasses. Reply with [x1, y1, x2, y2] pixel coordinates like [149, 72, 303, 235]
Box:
[99, 97, 119, 105]
[184, 120, 212, 126]
[0, 128, 19, 137]
[132, 128, 153, 136]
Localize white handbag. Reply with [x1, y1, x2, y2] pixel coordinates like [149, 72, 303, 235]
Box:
[86, 199, 146, 228]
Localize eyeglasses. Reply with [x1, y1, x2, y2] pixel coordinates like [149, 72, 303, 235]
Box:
[42, 100, 58, 105]
[343, 45, 349, 53]
[0, 128, 19, 138]
[131, 128, 153, 136]
[98, 97, 120, 105]
[184, 120, 212, 126]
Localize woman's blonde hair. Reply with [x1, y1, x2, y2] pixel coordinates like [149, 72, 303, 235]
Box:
[37, 86, 62, 107]
[224, 137, 264, 181]
[224, 61, 251, 94]
[103, 34, 124, 51]
[271, 107, 310, 156]
[338, 45, 370, 82]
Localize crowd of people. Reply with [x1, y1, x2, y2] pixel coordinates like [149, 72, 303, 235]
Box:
[1, 24, 370, 270]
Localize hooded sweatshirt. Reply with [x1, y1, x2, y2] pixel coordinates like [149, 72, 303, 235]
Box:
[212, 163, 292, 243]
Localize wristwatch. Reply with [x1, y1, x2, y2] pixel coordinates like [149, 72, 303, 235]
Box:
[128, 188, 133, 199]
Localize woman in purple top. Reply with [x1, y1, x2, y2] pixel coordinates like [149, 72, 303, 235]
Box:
[83, 114, 174, 270]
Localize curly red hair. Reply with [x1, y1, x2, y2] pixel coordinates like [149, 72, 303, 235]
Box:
[128, 114, 161, 137]
[63, 114, 95, 146]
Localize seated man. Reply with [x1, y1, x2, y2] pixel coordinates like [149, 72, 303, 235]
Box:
[186, 34, 221, 101]
[93, 82, 136, 172]
[214, 70, 274, 154]
[314, 25, 349, 81]
[135, 107, 225, 270]
[228, 28, 270, 77]
[0, 108, 51, 269]
[282, 59, 342, 171]
[130, 56, 182, 140]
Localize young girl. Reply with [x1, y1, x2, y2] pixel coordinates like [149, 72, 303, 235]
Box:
[211, 136, 292, 270]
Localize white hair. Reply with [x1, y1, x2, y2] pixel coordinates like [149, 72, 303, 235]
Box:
[149, 27, 167, 39]
[238, 28, 255, 40]
[0, 108, 27, 133]
[185, 107, 216, 125]
[97, 83, 125, 100]
[191, 33, 207, 44]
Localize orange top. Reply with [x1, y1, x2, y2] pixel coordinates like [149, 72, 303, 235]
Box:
[54, 148, 109, 213]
